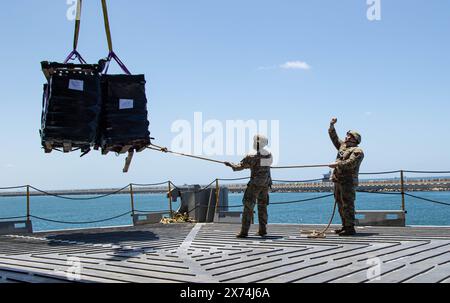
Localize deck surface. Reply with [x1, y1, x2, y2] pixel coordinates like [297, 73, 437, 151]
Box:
[1, 223, 450, 283]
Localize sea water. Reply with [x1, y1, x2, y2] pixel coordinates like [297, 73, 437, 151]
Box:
[1, 192, 450, 232]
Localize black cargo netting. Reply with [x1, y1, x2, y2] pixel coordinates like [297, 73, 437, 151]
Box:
[98, 74, 151, 154]
[40, 62, 102, 153]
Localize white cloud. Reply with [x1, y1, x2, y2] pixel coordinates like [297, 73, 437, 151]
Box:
[280, 61, 311, 70]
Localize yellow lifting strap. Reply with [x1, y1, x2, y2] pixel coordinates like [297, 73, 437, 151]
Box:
[72, 0, 83, 50]
[101, 0, 114, 52]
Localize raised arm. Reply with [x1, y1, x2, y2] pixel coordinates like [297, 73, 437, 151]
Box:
[328, 117, 343, 150]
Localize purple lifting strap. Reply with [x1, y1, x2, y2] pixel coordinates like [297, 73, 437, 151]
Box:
[104, 51, 132, 75]
[64, 50, 87, 64]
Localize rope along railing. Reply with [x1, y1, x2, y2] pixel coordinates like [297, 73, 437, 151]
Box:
[404, 193, 450, 207]
[30, 211, 132, 225]
[28, 185, 130, 201]
[1, 169, 450, 224]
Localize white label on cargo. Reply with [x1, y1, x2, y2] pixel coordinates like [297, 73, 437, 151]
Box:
[68, 79, 84, 91]
[119, 99, 134, 110]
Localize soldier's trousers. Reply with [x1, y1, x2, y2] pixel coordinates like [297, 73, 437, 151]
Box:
[334, 182, 356, 227]
[241, 184, 269, 234]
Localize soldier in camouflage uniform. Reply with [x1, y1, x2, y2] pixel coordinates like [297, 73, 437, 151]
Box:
[328, 118, 364, 236]
[225, 135, 273, 238]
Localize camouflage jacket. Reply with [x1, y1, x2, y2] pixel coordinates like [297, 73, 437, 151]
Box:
[231, 152, 273, 188]
[329, 126, 364, 184]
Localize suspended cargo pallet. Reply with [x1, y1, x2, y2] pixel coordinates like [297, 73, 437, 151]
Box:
[40, 61, 103, 154]
[96, 74, 151, 155]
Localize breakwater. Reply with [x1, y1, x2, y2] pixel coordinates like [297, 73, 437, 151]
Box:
[1, 178, 450, 197]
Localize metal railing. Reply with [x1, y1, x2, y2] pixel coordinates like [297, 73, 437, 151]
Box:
[1, 169, 450, 226]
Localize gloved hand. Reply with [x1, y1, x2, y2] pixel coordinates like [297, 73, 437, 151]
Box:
[328, 162, 338, 169]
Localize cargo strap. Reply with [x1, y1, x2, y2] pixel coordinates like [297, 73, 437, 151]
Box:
[64, 0, 86, 64]
[73, 0, 83, 50]
[101, 0, 131, 75]
[101, 0, 113, 53]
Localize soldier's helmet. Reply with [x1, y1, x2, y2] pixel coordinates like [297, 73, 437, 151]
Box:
[347, 131, 362, 145]
[254, 134, 269, 148]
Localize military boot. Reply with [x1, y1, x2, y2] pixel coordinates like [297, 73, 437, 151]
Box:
[339, 226, 356, 237]
[236, 231, 249, 238]
[256, 226, 267, 237]
[334, 226, 344, 234]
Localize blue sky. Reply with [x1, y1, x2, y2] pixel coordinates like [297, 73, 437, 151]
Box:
[0, 0, 449, 189]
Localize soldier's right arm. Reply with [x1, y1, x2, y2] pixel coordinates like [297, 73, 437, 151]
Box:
[328, 124, 343, 150]
[230, 156, 253, 171]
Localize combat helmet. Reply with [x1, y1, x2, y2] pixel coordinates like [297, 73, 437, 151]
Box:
[254, 134, 269, 149]
[347, 130, 362, 145]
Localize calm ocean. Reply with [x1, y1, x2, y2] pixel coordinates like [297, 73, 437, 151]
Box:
[1, 192, 450, 232]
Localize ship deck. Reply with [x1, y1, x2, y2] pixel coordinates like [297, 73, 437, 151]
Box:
[0, 223, 450, 283]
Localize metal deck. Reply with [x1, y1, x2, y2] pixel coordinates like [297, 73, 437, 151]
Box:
[0, 223, 450, 283]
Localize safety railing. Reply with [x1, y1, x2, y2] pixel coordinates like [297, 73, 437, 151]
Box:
[1, 169, 450, 226]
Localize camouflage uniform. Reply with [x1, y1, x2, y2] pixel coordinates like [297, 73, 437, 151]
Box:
[329, 126, 364, 228]
[231, 152, 273, 235]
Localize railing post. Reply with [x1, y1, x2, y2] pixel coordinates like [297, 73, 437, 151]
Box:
[129, 184, 135, 218]
[400, 170, 406, 212]
[26, 185, 30, 222]
[168, 181, 173, 219]
[214, 179, 220, 221]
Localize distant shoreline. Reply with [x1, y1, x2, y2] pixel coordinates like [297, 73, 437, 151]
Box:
[1, 180, 450, 197]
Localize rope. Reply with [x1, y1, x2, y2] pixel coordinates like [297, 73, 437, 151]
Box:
[357, 190, 403, 196]
[271, 164, 331, 170]
[218, 177, 251, 182]
[134, 209, 172, 214]
[404, 193, 450, 207]
[272, 178, 324, 183]
[306, 201, 338, 239]
[148, 145, 226, 165]
[403, 170, 450, 174]
[131, 181, 170, 187]
[30, 211, 131, 225]
[0, 216, 27, 221]
[359, 170, 402, 175]
[270, 194, 334, 205]
[149, 144, 333, 170]
[0, 185, 27, 190]
[28, 185, 130, 201]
